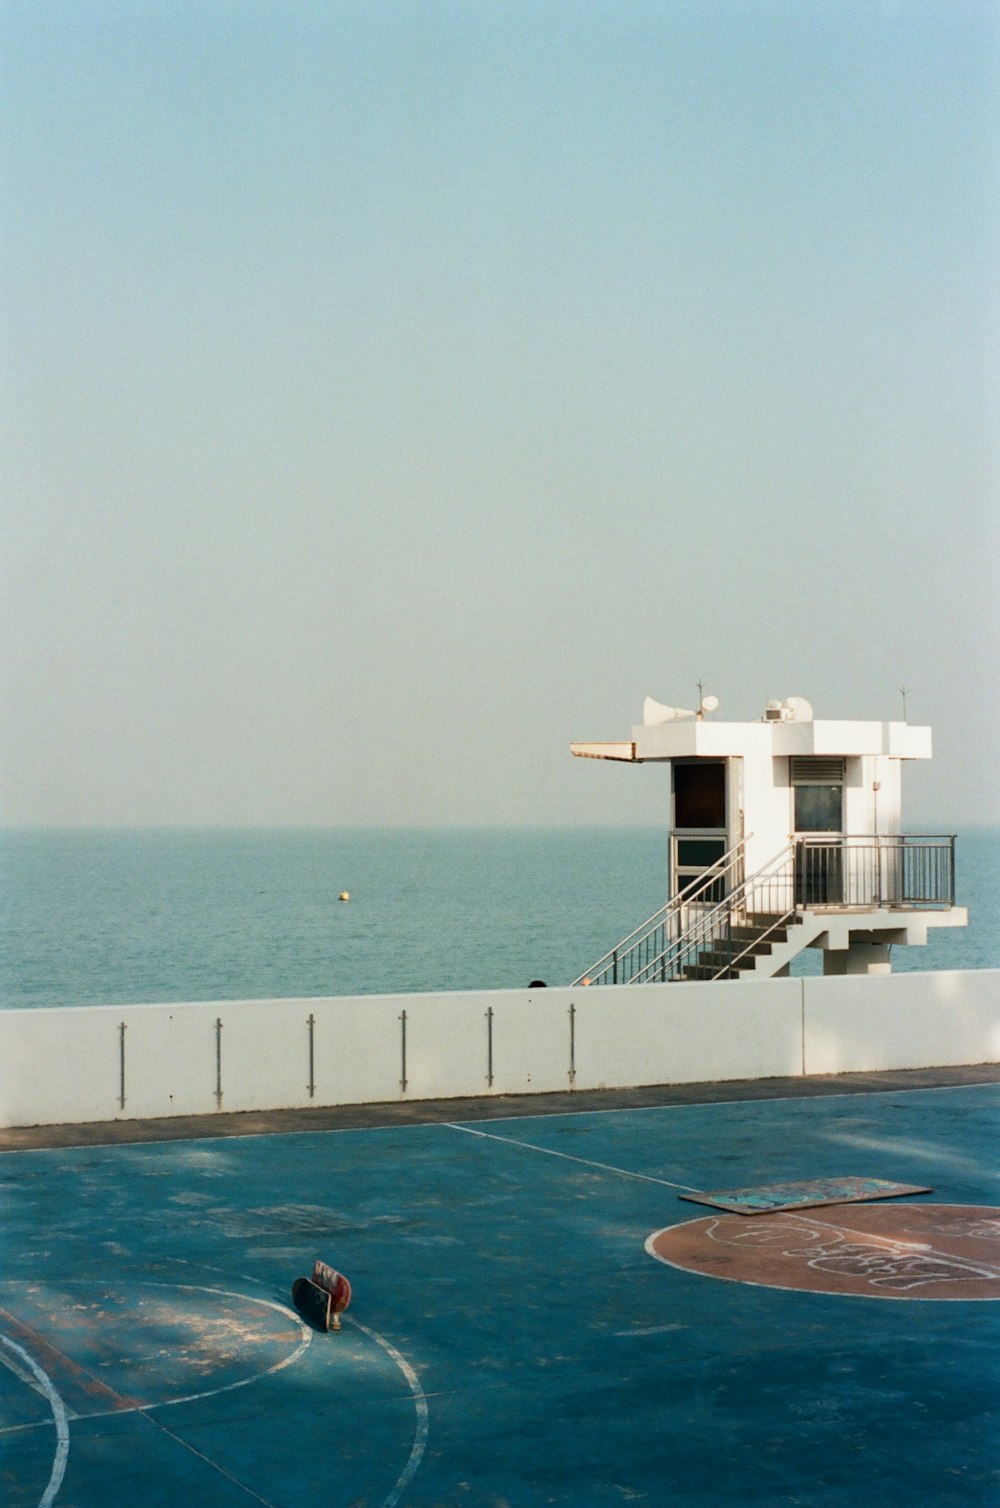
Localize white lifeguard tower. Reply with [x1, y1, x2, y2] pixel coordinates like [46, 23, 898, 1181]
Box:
[571, 694, 967, 984]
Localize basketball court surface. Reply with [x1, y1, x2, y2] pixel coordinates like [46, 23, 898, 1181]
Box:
[2, 1069, 998, 1506]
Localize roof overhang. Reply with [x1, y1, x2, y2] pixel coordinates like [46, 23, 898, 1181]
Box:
[570, 741, 638, 762]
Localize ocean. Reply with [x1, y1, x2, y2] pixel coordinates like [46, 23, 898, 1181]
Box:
[1, 827, 997, 1010]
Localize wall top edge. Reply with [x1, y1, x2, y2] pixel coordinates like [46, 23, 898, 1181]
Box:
[1, 968, 997, 1020]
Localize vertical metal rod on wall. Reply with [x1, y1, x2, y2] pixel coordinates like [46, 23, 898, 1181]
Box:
[485, 1006, 494, 1087]
[215, 1018, 223, 1108]
[118, 1022, 126, 1110]
[307, 1013, 316, 1099]
[568, 1002, 576, 1086]
[400, 1009, 408, 1093]
[875, 833, 882, 907]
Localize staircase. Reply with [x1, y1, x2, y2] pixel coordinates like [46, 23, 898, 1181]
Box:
[572, 834, 957, 987]
[681, 917, 792, 980]
[569, 839, 750, 988]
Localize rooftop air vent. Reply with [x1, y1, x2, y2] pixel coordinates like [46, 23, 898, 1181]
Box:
[764, 696, 814, 723]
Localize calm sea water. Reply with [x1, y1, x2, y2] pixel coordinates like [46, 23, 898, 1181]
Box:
[1, 827, 997, 1010]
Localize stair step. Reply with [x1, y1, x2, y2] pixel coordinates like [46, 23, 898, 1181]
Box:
[696, 951, 762, 970]
[731, 923, 788, 938]
[696, 933, 787, 966]
[743, 930, 788, 951]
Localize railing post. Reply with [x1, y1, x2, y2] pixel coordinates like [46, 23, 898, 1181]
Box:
[612, 948, 618, 985]
[214, 1018, 223, 1109]
[485, 1006, 494, 1088]
[568, 1002, 576, 1087]
[118, 1022, 126, 1111]
[307, 1013, 316, 1099]
[399, 1010, 408, 1093]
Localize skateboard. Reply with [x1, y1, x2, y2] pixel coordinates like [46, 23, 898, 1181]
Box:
[291, 1260, 352, 1332]
[311, 1259, 351, 1329]
[291, 1276, 332, 1331]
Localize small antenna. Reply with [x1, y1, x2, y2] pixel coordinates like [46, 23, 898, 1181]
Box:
[900, 686, 910, 721]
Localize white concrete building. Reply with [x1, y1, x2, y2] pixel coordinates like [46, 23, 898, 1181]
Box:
[572, 695, 966, 982]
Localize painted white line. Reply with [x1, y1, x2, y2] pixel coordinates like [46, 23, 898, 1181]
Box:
[144, 1414, 281, 1507]
[3, 1077, 994, 1156]
[783, 1212, 1000, 1282]
[0, 1283, 311, 1434]
[3, 1288, 288, 1506]
[345, 1317, 429, 1508]
[644, 1217, 1000, 1302]
[158, 1262, 429, 1507]
[58, 1283, 310, 1421]
[444, 1120, 701, 1192]
[135, 1284, 312, 1413]
[163, 1264, 430, 1508]
[1, 1334, 70, 1508]
[450, 1077, 1000, 1129]
[1, 1275, 428, 1507]
[0, 1344, 54, 1401]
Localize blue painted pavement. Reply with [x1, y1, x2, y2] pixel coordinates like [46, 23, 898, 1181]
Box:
[2, 1083, 998, 1506]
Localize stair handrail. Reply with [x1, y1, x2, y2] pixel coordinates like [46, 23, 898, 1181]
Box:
[575, 832, 959, 988]
[569, 836, 749, 987]
[629, 838, 799, 985]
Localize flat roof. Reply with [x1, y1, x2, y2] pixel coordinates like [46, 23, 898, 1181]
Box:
[572, 719, 933, 762]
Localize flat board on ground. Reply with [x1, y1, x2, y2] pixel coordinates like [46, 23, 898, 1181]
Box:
[679, 1174, 933, 1214]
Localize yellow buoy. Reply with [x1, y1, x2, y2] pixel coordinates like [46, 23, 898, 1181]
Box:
[339, 891, 350, 902]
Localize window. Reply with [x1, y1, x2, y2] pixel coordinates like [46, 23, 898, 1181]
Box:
[791, 759, 844, 834]
[676, 839, 726, 868]
[674, 762, 726, 829]
[679, 870, 726, 902]
[794, 784, 842, 832]
[675, 838, 727, 903]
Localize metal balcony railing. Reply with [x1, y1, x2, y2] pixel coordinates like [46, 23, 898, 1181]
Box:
[572, 834, 957, 987]
[794, 834, 956, 909]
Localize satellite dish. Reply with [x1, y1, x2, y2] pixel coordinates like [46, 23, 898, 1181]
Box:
[643, 697, 696, 726]
[700, 694, 720, 714]
[783, 696, 814, 722]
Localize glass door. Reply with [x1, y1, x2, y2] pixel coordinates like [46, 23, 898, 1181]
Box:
[793, 767, 844, 904]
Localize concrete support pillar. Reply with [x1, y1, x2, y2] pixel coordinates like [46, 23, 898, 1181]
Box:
[823, 942, 893, 976]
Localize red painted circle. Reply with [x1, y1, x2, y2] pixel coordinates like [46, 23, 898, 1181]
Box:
[647, 1203, 1000, 1300]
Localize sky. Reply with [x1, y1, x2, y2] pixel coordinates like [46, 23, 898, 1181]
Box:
[1, 0, 998, 828]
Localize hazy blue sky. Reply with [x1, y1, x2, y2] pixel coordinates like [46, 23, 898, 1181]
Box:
[2, 1, 997, 827]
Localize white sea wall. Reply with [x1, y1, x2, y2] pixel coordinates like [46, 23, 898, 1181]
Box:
[801, 969, 1000, 1075]
[1, 969, 998, 1129]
